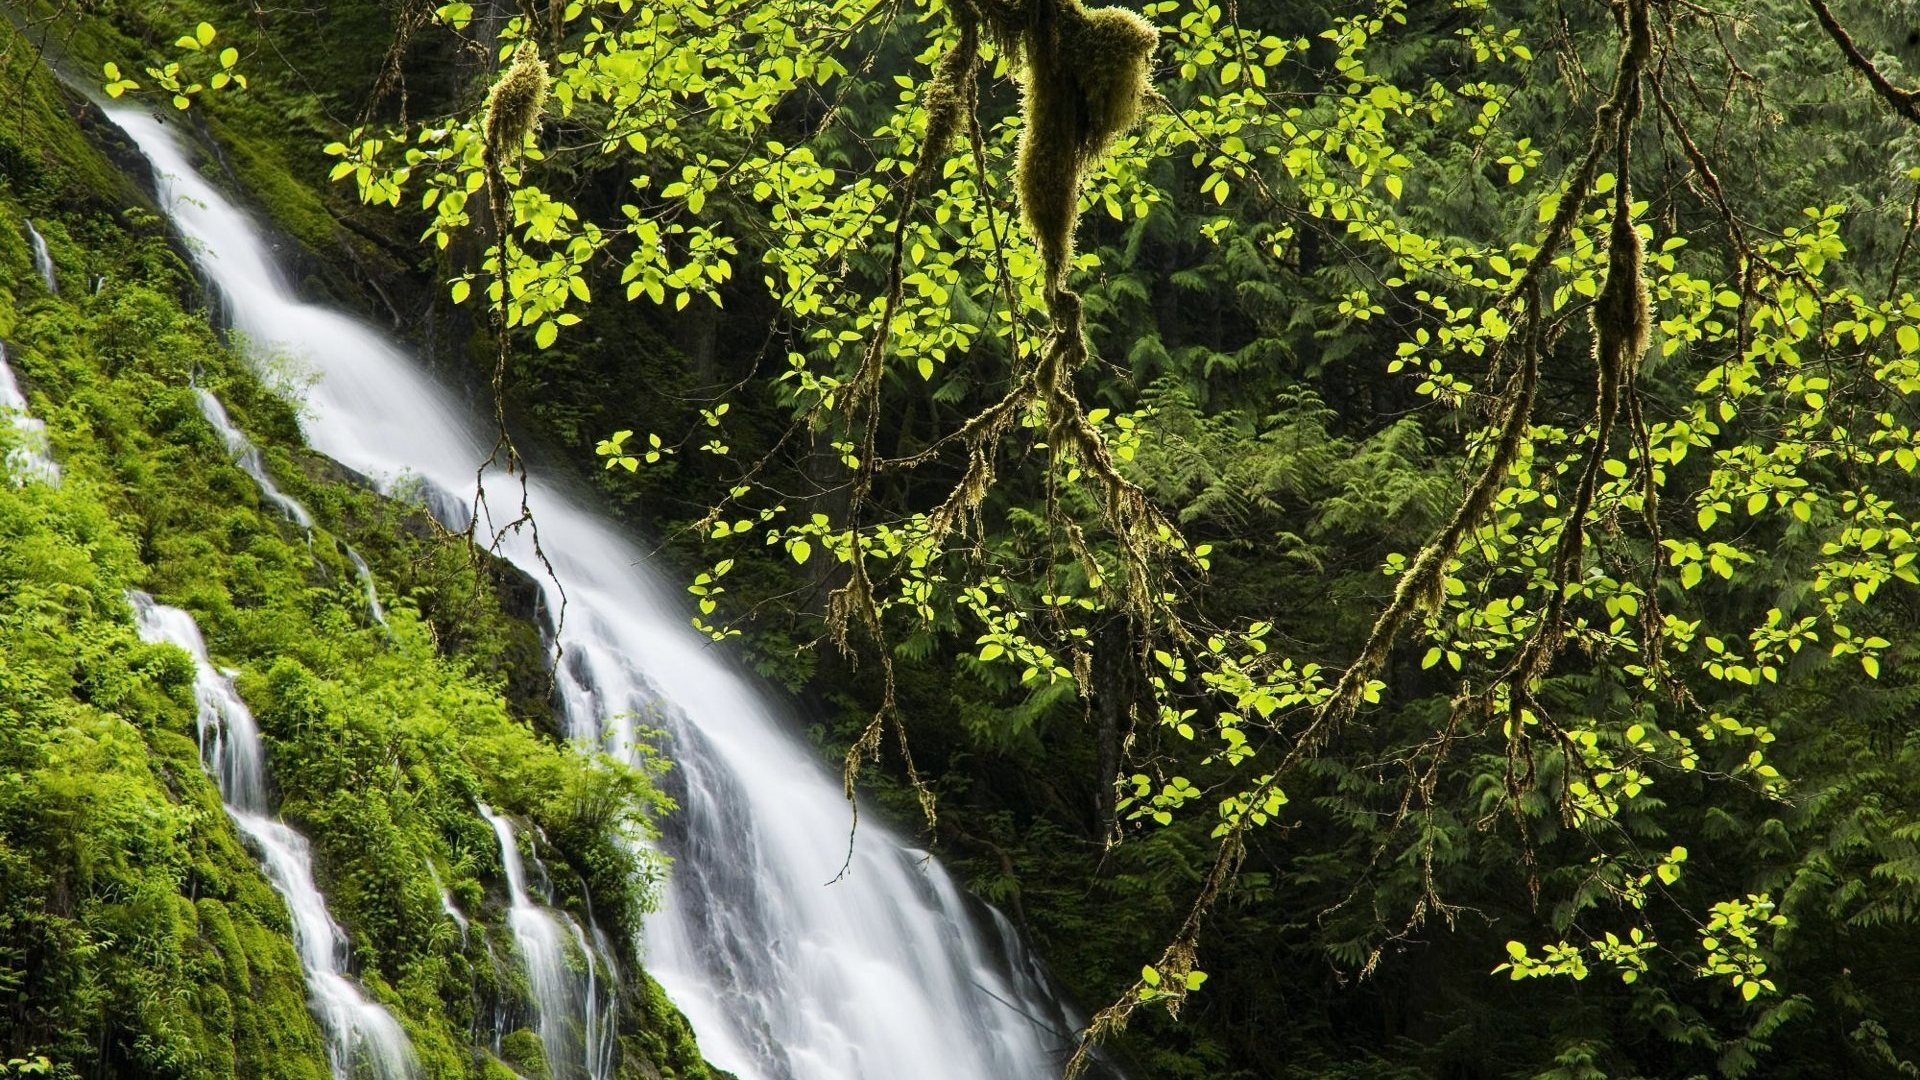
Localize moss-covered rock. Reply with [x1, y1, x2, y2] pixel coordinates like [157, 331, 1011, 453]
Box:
[498, 1028, 552, 1080]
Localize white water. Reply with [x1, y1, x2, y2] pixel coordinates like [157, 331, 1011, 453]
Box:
[479, 804, 613, 1080]
[0, 342, 60, 486]
[127, 592, 417, 1080]
[345, 544, 388, 627]
[194, 386, 387, 626]
[428, 864, 472, 947]
[25, 220, 56, 293]
[109, 104, 1096, 1080]
[196, 387, 316, 528]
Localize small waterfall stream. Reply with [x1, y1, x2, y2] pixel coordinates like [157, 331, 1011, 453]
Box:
[194, 385, 387, 627]
[429, 863, 472, 947]
[345, 545, 387, 625]
[195, 386, 315, 529]
[25, 220, 57, 293]
[0, 343, 60, 486]
[108, 102, 1103, 1080]
[478, 803, 613, 1080]
[128, 592, 417, 1080]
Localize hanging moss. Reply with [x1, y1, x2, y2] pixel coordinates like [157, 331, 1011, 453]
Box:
[1005, 1, 1159, 294]
[484, 41, 550, 163]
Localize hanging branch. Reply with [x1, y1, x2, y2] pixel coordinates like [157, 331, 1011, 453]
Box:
[1805, 0, 1920, 125]
[468, 33, 570, 662]
[1316, 0, 1654, 729]
[827, 0, 1178, 827]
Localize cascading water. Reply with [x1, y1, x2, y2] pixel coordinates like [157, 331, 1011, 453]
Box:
[429, 864, 472, 946]
[194, 385, 388, 627]
[195, 386, 316, 529]
[25, 220, 57, 293]
[0, 343, 61, 486]
[345, 545, 388, 626]
[127, 592, 417, 1080]
[479, 804, 613, 1080]
[108, 103, 1105, 1080]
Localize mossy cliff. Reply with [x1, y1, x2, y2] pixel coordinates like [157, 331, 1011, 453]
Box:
[0, 20, 720, 1080]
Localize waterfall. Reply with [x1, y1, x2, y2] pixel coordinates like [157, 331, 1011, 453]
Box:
[194, 386, 387, 626]
[429, 863, 471, 947]
[195, 387, 315, 529]
[107, 103, 1104, 1080]
[127, 592, 418, 1080]
[478, 804, 614, 1080]
[0, 342, 60, 486]
[25, 220, 57, 293]
[345, 544, 388, 627]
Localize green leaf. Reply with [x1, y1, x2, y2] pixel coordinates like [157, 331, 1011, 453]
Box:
[196, 22, 217, 45]
[790, 540, 811, 565]
[534, 321, 559, 349]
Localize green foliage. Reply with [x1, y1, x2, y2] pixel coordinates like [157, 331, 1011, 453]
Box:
[100, 21, 248, 111]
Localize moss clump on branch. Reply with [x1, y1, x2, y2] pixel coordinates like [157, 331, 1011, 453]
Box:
[1591, 188, 1650, 381]
[483, 40, 549, 162]
[994, 0, 1159, 295]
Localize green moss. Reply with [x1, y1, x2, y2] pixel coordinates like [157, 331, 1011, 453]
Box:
[499, 1029, 552, 1080]
[1008, 1, 1159, 291]
[621, 973, 717, 1080]
[0, 22, 138, 208]
[478, 1055, 522, 1080]
[483, 42, 549, 162]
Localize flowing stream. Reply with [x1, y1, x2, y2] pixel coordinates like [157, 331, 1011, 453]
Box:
[194, 385, 387, 626]
[196, 386, 316, 528]
[107, 103, 1100, 1080]
[429, 864, 471, 948]
[479, 804, 614, 1080]
[127, 592, 417, 1080]
[25, 220, 57, 293]
[0, 343, 60, 486]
